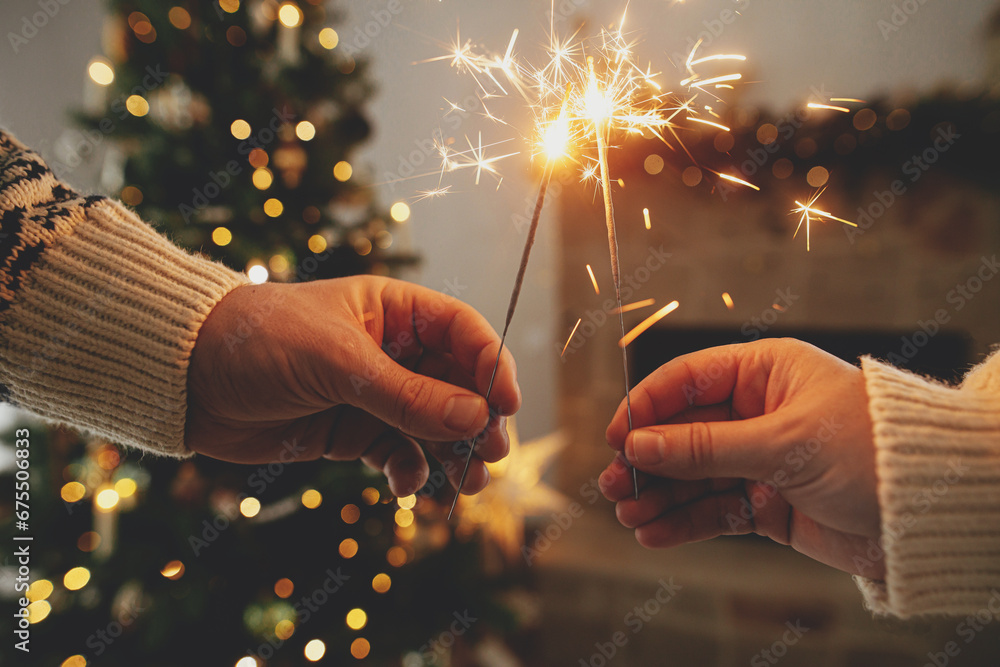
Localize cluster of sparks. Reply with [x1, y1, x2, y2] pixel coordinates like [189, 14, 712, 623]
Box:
[429, 9, 860, 510]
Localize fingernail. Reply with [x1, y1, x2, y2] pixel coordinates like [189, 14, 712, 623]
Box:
[444, 395, 485, 433]
[628, 431, 664, 466]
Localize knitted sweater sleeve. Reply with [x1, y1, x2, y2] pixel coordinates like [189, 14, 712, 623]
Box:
[0, 130, 248, 457]
[854, 348, 1000, 617]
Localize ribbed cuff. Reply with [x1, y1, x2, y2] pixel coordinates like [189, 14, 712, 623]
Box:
[857, 355, 1000, 617]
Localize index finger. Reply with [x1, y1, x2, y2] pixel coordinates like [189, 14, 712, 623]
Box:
[606, 343, 771, 449]
[380, 279, 521, 416]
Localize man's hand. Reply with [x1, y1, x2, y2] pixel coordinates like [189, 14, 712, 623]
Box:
[600, 339, 882, 577]
[186, 276, 521, 498]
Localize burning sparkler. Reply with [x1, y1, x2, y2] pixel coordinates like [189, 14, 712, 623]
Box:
[436, 9, 753, 512]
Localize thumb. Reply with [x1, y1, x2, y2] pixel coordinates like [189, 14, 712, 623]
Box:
[342, 341, 490, 442]
[625, 415, 787, 481]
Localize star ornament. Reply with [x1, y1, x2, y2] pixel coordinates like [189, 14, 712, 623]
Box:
[456, 417, 568, 565]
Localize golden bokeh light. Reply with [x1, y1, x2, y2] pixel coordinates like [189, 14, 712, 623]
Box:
[853, 108, 878, 132]
[160, 560, 185, 580]
[295, 121, 316, 141]
[333, 161, 353, 182]
[61, 656, 87, 667]
[351, 638, 370, 659]
[354, 237, 373, 256]
[219, 0, 239, 13]
[643, 154, 664, 175]
[278, 3, 303, 28]
[339, 538, 359, 559]
[318, 28, 339, 49]
[231, 119, 251, 140]
[394, 508, 414, 527]
[397, 495, 416, 510]
[772, 158, 794, 180]
[252, 168, 273, 190]
[248, 148, 269, 168]
[120, 185, 143, 206]
[168, 7, 192, 30]
[303, 639, 325, 661]
[372, 573, 391, 593]
[346, 608, 367, 630]
[27, 600, 51, 624]
[390, 202, 411, 223]
[806, 166, 830, 188]
[307, 235, 327, 254]
[240, 497, 261, 518]
[269, 255, 289, 274]
[27, 579, 54, 602]
[234, 657, 257, 667]
[88, 59, 115, 86]
[64, 567, 91, 591]
[94, 488, 120, 512]
[61, 482, 86, 503]
[275, 619, 295, 640]
[125, 95, 149, 117]
[264, 198, 284, 217]
[212, 227, 233, 246]
[386, 546, 407, 567]
[114, 478, 137, 498]
[301, 489, 323, 509]
[361, 487, 380, 505]
[274, 578, 294, 598]
[681, 166, 703, 187]
[341, 504, 360, 524]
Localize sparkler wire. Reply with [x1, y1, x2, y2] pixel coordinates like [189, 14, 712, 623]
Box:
[448, 163, 555, 520]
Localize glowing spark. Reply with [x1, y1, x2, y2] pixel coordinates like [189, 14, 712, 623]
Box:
[618, 301, 680, 348]
[561, 318, 583, 356]
[717, 173, 760, 191]
[686, 117, 731, 132]
[586, 264, 600, 294]
[830, 97, 865, 103]
[413, 186, 452, 202]
[688, 54, 747, 66]
[808, 102, 850, 113]
[643, 207, 651, 229]
[772, 303, 787, 312]
[722, 292, 734, 310]
[791, 188, 858, 251]
[612, 298, 656, 314]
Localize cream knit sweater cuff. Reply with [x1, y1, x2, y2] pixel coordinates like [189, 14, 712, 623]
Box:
[855, 352, 1000, 618]
[0, 131, 249, 457]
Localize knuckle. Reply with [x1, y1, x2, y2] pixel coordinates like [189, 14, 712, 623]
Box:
[392, 375, 428, 432]
[686, 422, 715, 472]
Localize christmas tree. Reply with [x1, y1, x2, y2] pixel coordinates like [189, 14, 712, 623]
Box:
[0, 2, 531, 665]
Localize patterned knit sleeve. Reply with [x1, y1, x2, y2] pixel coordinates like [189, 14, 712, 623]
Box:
[854, 348, 1000, 617]
[0, 130, 248, 457]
